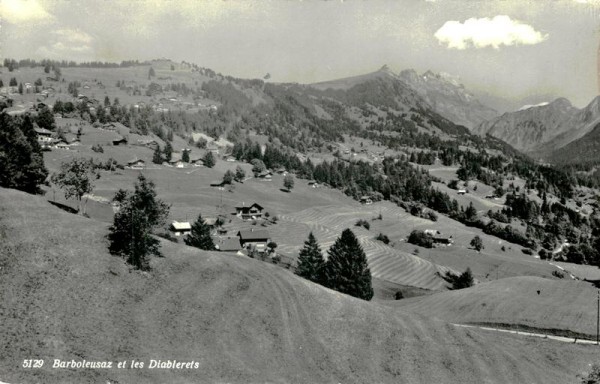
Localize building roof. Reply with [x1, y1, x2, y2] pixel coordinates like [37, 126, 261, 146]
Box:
[170, 221, 191, 231]
[203, 217, 217, 226]
[217, 237, 242, 251]
[34, 127, 53, 136]
[235, 202, 263, 211]
[237, 229, 270, 241]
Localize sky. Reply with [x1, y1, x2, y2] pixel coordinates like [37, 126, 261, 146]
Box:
[1, 0, 600, 109]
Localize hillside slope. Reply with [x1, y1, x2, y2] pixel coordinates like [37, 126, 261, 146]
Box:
[394, 276, 599, 337]
[0, 188, 597, 384]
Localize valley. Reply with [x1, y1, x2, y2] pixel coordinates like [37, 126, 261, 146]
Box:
[2, 56, 600, 384]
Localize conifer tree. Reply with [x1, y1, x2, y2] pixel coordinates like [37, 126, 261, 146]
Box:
[152, 145, 163, 164]
[108, 175, 170, 270]
[295, 232, 326, 284]
[163, 141, 172, 162]
[203, 151, 216, 168]
[182, 149, 190, 163]
[184, 214, 215, 250]
[323, 228, 373, 300]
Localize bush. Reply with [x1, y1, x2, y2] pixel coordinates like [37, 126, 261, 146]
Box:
[395, 291, 404, 300]
[91, 144, 104, 153]
[443, 268, 474, 290]
[375, 233, 390, 245]
[407, 230, 433, 248]
[521, 248, 533, 255]
[425, 211, 438, 221]
[552, 270, 565, 279]
[355, 219, 370, 230]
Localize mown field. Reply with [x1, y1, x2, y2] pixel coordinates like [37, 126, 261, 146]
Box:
[394, 276, 600, 337]
[1, 187, 598, 384]
[42, 132, 575, 293]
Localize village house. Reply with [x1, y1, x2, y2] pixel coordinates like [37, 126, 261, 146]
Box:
[257, 170, 272, 180]
[237, 229, 270, 253]
[169, 159, 185, 168]
[360, 196, 373, 205]
[112, 136, 127, 146]
[235, 203, 264, 220]
[169, 221, 191, 237]
[424, 229, 440, 237]
[215, 237, 242, 252]
[127, 159, 145, 169]
[433, 235, 453, 246]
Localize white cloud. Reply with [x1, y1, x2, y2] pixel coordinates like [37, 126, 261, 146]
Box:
[0, 0, 52, 23]
[36, 29, 94, 59]
[434, 15, 548, 49]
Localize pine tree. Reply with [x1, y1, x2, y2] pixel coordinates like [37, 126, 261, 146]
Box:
[182, 149, 190, 163]
[295, 232, 326, 284]
[203, 151, 216, 168]
[184, 214, 215, 250]
[152, 145, 163, 164]
[323, 228, 373, 300]
[108, 175, 169, 270]
[163, 141, 172, 162]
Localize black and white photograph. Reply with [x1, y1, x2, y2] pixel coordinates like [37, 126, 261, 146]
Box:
[2, 0, 600, 383]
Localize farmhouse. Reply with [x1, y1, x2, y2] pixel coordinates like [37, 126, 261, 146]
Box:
[237, 229, 270, 252]
[457, 189, 467, 195]
[112, 136, 127, 146]
[433, 236, 453, 245]
[215, 237, 242, 252]
[170, 221, 191, 237]
[169, 159, 185, 168]
[308, 180, 318, 188]
[424, 229, 441, 237]
[127, 159, 145, 169]
[360, 196, 373, 205]
[257, 170, 272, 180]
[235, 203, 264, 220]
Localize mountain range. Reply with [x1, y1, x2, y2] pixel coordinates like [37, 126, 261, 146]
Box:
[474, 96, 600, 163]
[311, 65, 498, 130]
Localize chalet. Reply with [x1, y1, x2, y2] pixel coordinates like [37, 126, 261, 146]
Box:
[203, 217, 218, 226]
[170, 221, 191, 237]
[457, 189, 467, 195]
[226, 156, 236, 162]
[275, 167, 286, 174]
[235, 203, 264, 220]
[433, 236, 453, 246]
[112, 136, 127, 146]
[215, 237, 242, 252]
[257, 170, 272, 180]
[127, 159, 145, 169]
[424, 229, 441, 237]
[308, 180, 318, 188]
[168, 159, 185, 168]
[137, 139, 158, 150]
[360, 196, 373, 205]
[237, 229, 270, 252]
[191, 158, 204, 167]
[34, 127, 53, 140]
[210, 180, 226, 187]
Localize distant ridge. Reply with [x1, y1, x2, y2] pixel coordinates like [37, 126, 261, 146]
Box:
[310, 65, 498, 129]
